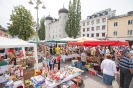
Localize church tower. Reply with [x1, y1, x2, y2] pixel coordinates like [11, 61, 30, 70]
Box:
[58, 5, 68, 37]
[45, 15, 53, 40]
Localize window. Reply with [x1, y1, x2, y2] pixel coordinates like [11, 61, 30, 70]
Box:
[127, 30, 133, 35]
[128, 20, 133, 25]
[91, 33, 94, 37]
[91, 21, 94, 25]
[83, 34, 85, 37]
[102, 33, 105, 37]
[87, 34, 89, 37]
[87, 28, 89, 31]
[83, 22, 85, 26]
[102, 25, 106, 30]
[114, 22, 118, 26]
[113, 31, 117, 36]
[64, 16, 67, 19]
[83, 28, 85, 32]
[96, 33, 99, 37]
[96, 19, 100, 24]
[96, 26, 100, 30]
[102, 18, 106, 22]
[87, 21, 89, 25]
[91, 27, 94, 31]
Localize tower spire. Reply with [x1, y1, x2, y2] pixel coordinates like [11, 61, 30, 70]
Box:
[63, 3, 64, 8]
[49, 12, 50, 16]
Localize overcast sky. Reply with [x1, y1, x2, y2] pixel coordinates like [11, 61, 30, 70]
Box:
[0, 0, 133, 29]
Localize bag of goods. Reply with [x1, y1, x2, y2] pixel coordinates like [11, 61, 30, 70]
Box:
[31, 75, 45, 87]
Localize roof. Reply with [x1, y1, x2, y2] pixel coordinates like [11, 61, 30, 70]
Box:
[108, 11, 133, 20]
[87, 8, 111, 19]
[58, 8, 68, 14]
[0, 25, 7, 32]
[45, 15, 53, 20]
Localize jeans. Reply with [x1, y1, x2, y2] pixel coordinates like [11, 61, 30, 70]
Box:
[120, 67, 133, 88]
[81, 62, 86, 66]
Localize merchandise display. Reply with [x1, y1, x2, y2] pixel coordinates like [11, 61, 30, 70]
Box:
[29, 66, 83, 88]
[0, 65, 24, 88]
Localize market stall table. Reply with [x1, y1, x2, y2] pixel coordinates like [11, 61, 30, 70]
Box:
[46, 72, 81, 88]
[61, 54, 79, 62]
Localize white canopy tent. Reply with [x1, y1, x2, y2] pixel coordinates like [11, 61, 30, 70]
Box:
[75, 37, 99, 41]
[0, 37, 39, 69]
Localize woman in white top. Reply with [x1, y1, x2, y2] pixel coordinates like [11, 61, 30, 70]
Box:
[101, 54, 117, 88]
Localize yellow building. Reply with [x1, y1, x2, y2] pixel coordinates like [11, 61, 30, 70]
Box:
[107, 11, 133, 42]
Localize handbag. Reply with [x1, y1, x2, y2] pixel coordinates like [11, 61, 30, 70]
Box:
[112, 79, 119, 88]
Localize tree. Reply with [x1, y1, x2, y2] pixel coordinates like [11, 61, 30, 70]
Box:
[74, 0, 81, 38]
[65, 0, 81, 38]
[38, 17, 45, 40]
[65, 0, 73, 37]
[8, 5, 35, 40]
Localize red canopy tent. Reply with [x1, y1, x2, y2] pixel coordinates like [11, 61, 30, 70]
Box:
[83, 40, 129, 46]
[68, 40, 129, 46]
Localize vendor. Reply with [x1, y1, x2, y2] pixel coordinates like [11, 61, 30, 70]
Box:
[8, 52, 16, 65]
[0, 54, 7, 66]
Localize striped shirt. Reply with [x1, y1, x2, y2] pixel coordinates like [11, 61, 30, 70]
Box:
[119, 56, 133, 70]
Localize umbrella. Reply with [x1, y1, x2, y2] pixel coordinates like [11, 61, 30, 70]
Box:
[47, 38, 66, 43]
[75, 37, 99, 41]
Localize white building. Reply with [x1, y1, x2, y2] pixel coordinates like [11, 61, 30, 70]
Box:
[45, 7, 68, 40]
[80, 8, 116, 39]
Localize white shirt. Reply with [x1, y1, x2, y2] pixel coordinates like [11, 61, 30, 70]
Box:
[81, 53, 86, 62]
[101, 59, 117, 76]
[106, 49, 110, 54]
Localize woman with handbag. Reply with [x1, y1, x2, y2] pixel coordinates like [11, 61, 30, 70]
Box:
[101, 54, 117, 88]
[8, 52, 17, 65]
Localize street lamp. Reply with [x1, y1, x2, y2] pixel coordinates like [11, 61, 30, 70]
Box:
[28, 0, 46, 44]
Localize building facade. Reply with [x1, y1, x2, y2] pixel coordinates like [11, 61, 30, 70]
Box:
[0, 25, 7, 37]
[80, 8, 116, 39]
[45, 7, 68, 40]
[108, 11, 133, 41]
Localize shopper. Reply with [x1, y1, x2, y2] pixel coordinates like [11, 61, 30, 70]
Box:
[8, 52, 17, 65]
[101, 54, 117, 88]
[119, 52, 133, 88]
[55, 45, 60, 55]
[81, 50, 87, 66]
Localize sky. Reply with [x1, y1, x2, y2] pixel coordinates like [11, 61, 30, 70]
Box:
[0, 0, 133, 29]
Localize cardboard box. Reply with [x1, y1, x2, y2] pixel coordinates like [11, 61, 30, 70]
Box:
[23, 69, 34, 81]
[88, 68, 97, 76]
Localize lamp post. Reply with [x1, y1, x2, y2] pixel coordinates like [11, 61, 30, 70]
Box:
[28, 0, 46, 44]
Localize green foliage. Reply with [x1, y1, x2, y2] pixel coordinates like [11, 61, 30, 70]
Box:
[65, 0, 81, 38]
[38, 17, 45, 40]
[8, 5, 35, 40]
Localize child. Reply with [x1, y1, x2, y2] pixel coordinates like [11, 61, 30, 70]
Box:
[52, 64, 58, 74]
[43, 62, 49, 73]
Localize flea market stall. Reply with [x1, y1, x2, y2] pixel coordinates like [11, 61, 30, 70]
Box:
[0, 37, 38, 88]
[68, 40, 129, 76]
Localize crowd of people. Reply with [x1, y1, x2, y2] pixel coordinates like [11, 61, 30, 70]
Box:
[43, 44, 133, 88]
[1, 43, 133, 88]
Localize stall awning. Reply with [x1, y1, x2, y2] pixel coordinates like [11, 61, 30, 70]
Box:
[83, 40, 129, 46]
[68, 40, 129, 46]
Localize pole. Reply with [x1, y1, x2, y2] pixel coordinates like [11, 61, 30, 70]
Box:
[36, 1, 39, 44]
